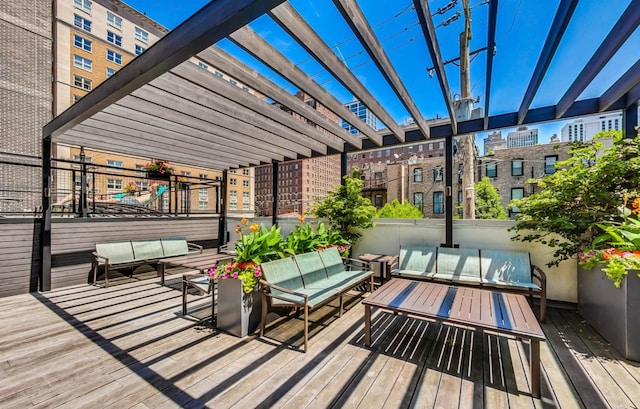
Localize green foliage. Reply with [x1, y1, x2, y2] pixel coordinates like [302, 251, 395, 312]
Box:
[311, 175, 376, 244]
[234, 221, 292, 265]
[375, 199, 423, 218]
[475, 177, 508, 219]
[510, 130, 640, 269]
[284, 221, 349, 255]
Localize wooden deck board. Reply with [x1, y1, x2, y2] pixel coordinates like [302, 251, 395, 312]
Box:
[0, 278, 639, 409]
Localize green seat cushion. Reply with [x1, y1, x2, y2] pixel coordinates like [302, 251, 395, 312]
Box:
[131, 239, 164, 260]
[95, 241, 135, 264]
[308, 270, 372, 293]
[317, 247, 346, 277]
[269, 286, 339, 308]
[294, 252, 329, 288]
[161, 237, 189, 257]
[480, 249, 537, 288]
[398, 245, 437, 277]
[261, 256, 305, 301]
[434, 247, 481, 283]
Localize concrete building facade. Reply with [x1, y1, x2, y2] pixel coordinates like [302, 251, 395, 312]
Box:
[560, 112, 623, 142]
[506, 126, 538, 148]
[483, 130, 506, 155]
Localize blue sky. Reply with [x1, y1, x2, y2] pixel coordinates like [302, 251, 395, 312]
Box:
[123, 0, 637, 146]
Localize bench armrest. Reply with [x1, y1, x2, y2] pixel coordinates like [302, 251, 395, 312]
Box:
[259, 279, 308, 302]
[183, 272, 210, 281]
[531, 265, 547, 287]
[344, 258, 370, 271]
[187, 242, 203, 254]
[92, 251, 109, 265]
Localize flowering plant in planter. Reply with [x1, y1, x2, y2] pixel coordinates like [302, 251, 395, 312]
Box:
[578, 194, 640, 287]
[208, 261, 263, 294]
[143, 160, 174, 175]
[123, 181, 138, 194]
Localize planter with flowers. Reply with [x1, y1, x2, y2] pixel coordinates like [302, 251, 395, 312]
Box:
[209, 219, 289, 337]
[144, 160, 174, 180]
[510, 130, 640, 360]
[123, 181, 139, 195]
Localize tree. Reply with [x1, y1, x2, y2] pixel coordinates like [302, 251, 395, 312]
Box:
[376, 199, 423, 218]
[311, 175, 376, 243]
[510, 130, 640, 267]
[475, 177, 508, 219]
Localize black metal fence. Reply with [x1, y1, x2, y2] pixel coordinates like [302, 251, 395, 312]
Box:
[49, 158, 223, 216]
[0, 155, 42, 215]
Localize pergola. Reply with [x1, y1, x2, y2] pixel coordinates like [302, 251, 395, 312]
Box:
[40, 0, 640, 289]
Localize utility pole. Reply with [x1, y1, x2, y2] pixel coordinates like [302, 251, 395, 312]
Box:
[459, 0, 476, 219]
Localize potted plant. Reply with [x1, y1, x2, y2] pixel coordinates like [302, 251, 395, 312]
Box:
[123, 181, 138, 195]
[284, 217, 351, 256]
[144, 160, 174, 180]
[209, 219, 290, 337]
[510, 130, 640, 360]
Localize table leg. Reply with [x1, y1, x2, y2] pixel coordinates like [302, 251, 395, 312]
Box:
[364, 304, 371, 347]
[531, 339, 541, 398]
[158, 263, 165, 285]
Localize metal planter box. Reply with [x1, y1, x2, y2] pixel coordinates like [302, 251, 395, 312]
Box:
[216, 278, 261, 338]
[578, 266, 640, 361]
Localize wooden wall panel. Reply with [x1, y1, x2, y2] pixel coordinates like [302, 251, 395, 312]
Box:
[0, 219, 40, 298]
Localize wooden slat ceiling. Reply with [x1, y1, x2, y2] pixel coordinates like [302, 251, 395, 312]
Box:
[46, 0, 640, 171]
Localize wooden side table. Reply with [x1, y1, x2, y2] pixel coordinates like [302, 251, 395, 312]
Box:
[358, 253, 397, 284]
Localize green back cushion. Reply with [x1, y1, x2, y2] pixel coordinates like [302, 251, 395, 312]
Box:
[436, 247, 481, 279]
[95, 241, 135, 264]
[161, 237, 189, 257]
[261, 256, 304, 291]
[294, 252, 328, 287]
[131, 239, 164, 260]
[481, 249, 532, 283]
[400, 245, 437, 274]
[318, 247, 345, 277]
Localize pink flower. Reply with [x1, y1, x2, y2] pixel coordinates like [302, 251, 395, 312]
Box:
[232, 272, 238, 279]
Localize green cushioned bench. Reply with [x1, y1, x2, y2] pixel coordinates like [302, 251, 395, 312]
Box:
[392, 244, 547, 322]
[259, 247, 374, 352]
[92, 237, 202, 287]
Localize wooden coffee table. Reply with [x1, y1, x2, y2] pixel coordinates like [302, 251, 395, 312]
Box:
[363, 279, 546, 398]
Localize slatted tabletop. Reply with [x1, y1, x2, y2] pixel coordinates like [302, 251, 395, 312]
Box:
[157, 250, 233, 284]
[363, 278, 546, 397]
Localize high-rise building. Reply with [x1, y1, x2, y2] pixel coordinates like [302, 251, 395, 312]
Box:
[506, 126, 538, 148]
[341, 100, 378, 134]
[483, 130, 506, 155]
[255, 92, 341, 216]
[560, 112, 622, 142]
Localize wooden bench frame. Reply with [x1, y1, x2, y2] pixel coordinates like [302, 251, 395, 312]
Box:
[92, 237, 202, 287]
[259, 248, 374, 352]
[391, 245, 547, 322]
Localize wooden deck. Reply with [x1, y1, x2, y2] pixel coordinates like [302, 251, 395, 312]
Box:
[1, 277, 639, 409]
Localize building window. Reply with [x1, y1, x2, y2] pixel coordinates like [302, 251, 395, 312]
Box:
[73, 55, 92, 71]
[511, 188, 525, 214]
[106, 178, 122, 192]
[73, 14, 91, 32]
[544, 155, 557, 174]
[486, 162, 497, 178]
[107, 160, 123, 171]
[230, 178, 237, 186]
[511, 160, 523, 176]
[73, 74, 92, 90]
[73, 35, 92, 52]
[74, 0, 92, 14]
[413, 192, 423, 212]
[242, 169, 250, 176]
[458, 164, 463, 182]
[135, 27, 148, 43]
[428, 143, 433, 150]
[106, 50, 122, 65]
[438, 141, 445, 149]
[418, 144, 423, 152]
[229, 79, 237, 86]
[242, 180, 249, 187]
[135, 45, 145, 56]
[377, 150, 382, 158]
[73, 94, 82, 103]
[106, 11, 122, 30]
[107, 31, 122, 46]
[433, 191, 444, 214]
[197, 61, 208, 70]
[433, 166, 443, 182]
[374, 194, 383, 208]
[106, 67, 116, 78]
[413, 168, 423, 182]
[214, 71, 223, 77]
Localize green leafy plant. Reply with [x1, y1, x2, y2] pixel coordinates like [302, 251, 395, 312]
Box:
[233, 218, 291, 264]
[375, 199, 423, 218]
[285, 218, 350, 256]
[510, 130, 640, 284]
[311, 175, 376, 245]
[123, 181, 138, 194]
[144, 159, 174, 175]
[475, 177, 508, 219]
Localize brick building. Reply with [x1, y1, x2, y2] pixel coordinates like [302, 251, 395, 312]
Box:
[0, 1, 53, 212]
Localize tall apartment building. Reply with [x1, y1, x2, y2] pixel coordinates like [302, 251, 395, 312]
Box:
[255, 92, 341, 216]
[51, 0, 253, 214]
[483, 130, 506, 155]
[560, 112, 622, 142]
[0, 1, 53, 212]
[506, 126, 538, 148]
[341, 100, 378, 134]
